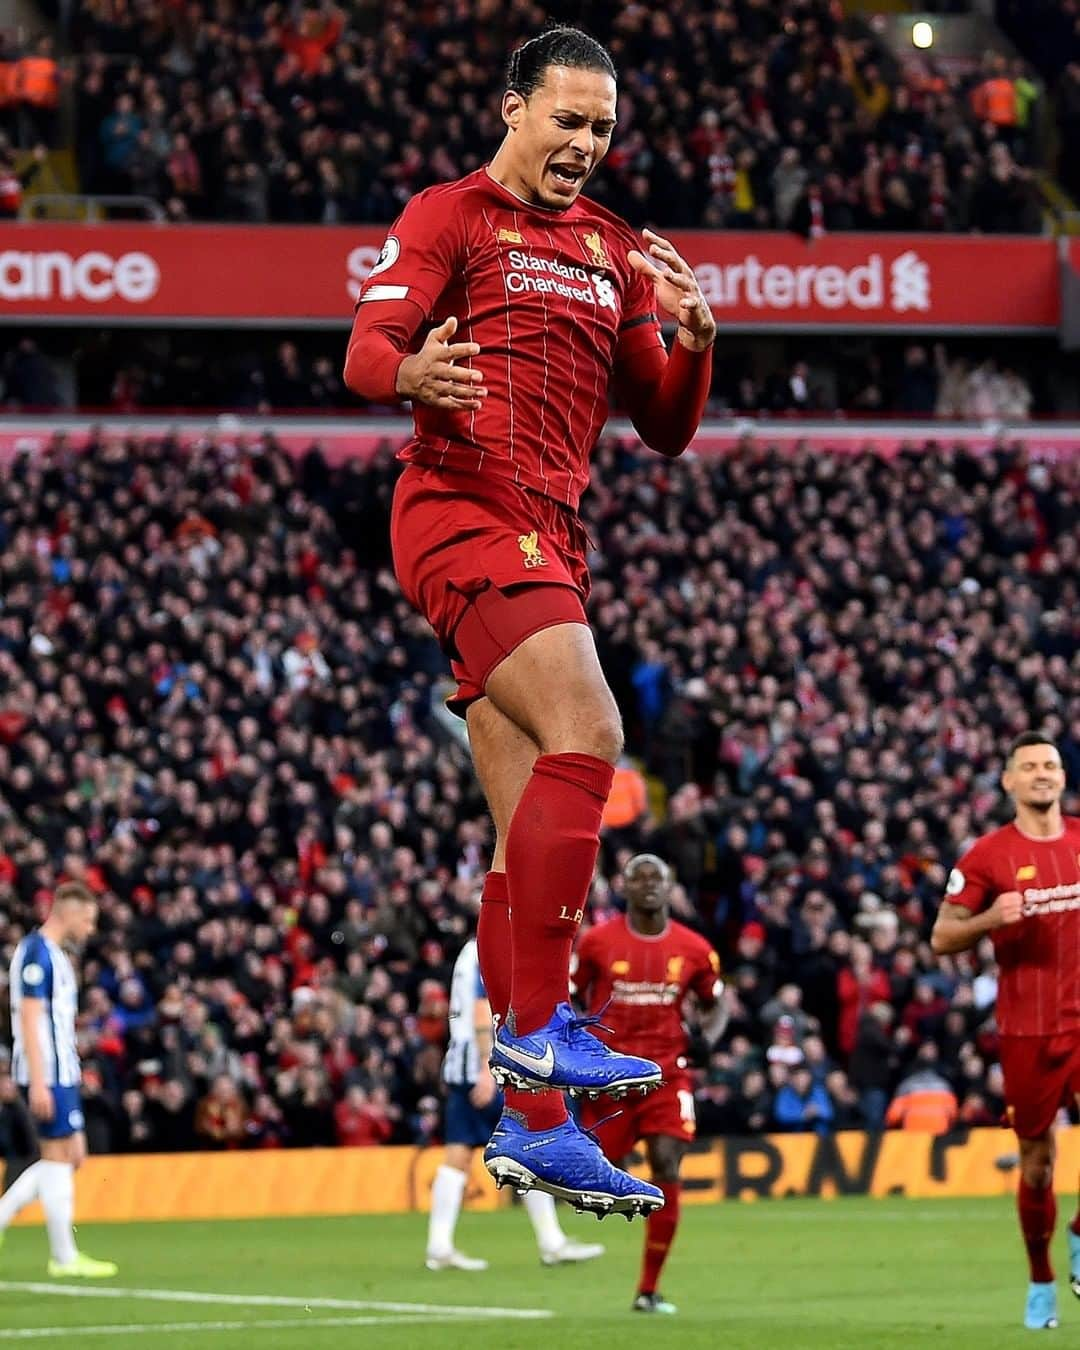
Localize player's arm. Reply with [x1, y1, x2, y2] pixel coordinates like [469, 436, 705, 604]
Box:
[930, 895, 1022, 954]
[612, 229, 715, 458]
[930, 849, 1023, 958]
[342, 199, 484, 410]
[19, 996, 54, 1120]
[468, 956, 497, 1107]
[690, 948, 729, 1046]
[568, 935, 599, 1010]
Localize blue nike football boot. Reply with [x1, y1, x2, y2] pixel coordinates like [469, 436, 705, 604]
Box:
[483, 1111, 664, 1219]
[489, 1002, 662, 1099]
[1024, 1281, 1059, 1330]
[1069, 1224, 1080, 1299]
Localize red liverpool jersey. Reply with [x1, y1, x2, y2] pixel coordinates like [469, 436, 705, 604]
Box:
[355, 168, 664, 510]
[571, 914, 722, 1074]
[947, 816, 1080, 1037]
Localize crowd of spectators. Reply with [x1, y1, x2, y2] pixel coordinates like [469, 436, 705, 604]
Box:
[0, 430, 1074, 1158]
[59, 0, 1043, 231]
[2, 332, 1053, 420]
[995, 0, 1080, 204]
[0, 34, 60, 150]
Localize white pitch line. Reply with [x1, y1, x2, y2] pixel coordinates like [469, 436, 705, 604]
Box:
[0, 1282, 551, 1320]
[0, 1314, 457, 1340]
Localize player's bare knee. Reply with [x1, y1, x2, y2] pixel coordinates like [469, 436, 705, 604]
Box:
[579, 710, 623, 765]
[444, 1144, 472, 1173]
[1019, 1137, 1054, 1188]
[538, 699, 623, 763]
[647, 1138, 683, 1184]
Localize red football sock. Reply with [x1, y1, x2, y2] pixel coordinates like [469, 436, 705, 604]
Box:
[506, 751, 613, 1036]
[477, 870, 567, 1131]
[1018, 1179, 1056, 1283]
[476, 870, 511, 1020]
[639, 1182, 681, 1295]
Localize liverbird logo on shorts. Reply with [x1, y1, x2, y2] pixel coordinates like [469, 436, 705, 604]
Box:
[517, 530, 548, 569]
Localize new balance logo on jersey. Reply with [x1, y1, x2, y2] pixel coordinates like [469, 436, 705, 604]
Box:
[498, 1041, 556, 1078]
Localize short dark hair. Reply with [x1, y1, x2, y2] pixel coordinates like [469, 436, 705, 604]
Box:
[1006, 731, 1061, 763]
[506, 27, 616, 99]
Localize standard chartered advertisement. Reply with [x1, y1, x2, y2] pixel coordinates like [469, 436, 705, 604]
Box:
[0, 225, 1061, 329]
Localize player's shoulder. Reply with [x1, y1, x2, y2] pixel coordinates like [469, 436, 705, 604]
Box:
[668, 918, 715, 955]
[574, 192, 639, 243]
[19, 929, 50, 961]
[397, 171, 490, 222]
[453, 936, 478, 969]
[580, 913, 624, 949]
[961, 822, 1017, 860]
[1062, 814, 1080, 839]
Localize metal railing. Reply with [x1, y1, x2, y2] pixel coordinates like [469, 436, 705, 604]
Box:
[19, 194, 166, 222]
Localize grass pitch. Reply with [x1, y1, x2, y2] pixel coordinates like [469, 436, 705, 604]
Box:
[0, 1196, 1061, 1348]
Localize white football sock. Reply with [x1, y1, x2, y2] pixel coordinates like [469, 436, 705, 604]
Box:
[524, 1189, 565, 1253]
[37, 1161, 77, 1265]
[427, 1164, 467, 1256]
[0, 1160, 44, 1229]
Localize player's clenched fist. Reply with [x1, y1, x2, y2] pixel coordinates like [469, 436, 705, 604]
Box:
[395, 316, 487, 411]
[29, 1082, 54, 1121]
[988, 890, 1024, 928]
[628, 228, 716, 353]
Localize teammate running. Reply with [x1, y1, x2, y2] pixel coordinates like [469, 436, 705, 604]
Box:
[426, 931, 604, 1270]
[931, 731, 1080, 1330]
[573, 855, 726, 1313]
[0, 882, 117, 1277]
[345, 26, 715, 1217]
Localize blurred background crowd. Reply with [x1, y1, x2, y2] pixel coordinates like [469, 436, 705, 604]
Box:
[0, 0, 1056, 232]
[0, 430, 1075, 1155]
[0, 332, 1055, 420]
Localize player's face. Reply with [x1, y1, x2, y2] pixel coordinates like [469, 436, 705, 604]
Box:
[1003, 744, 1066, 812]
[625, 862, 670, 917]
[502, 65, 617, 209]
[63, 901, 99, 947]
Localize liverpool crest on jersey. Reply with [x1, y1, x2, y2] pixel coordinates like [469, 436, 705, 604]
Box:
[583, 230, 610, 271]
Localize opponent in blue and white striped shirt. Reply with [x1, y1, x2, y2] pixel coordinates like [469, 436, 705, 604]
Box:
[0, 881, 117, 1277]
[425, 935, 605, 1271]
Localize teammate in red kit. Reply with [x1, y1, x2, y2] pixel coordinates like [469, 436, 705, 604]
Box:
[931, 731, 1080, 1331]
[573, 856, 727, 1313]
[343, 28, 715, 1216]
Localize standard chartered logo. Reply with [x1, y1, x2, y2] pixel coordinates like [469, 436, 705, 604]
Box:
[504, 249, 616, 309]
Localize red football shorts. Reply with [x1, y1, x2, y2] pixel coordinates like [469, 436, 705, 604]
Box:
[577, 1075, 696, 1160]
[390, 464, 590, 717]
[998, 1032, 1080, 1139]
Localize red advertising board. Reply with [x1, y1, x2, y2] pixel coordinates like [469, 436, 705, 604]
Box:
[0, 223, 1061, 330]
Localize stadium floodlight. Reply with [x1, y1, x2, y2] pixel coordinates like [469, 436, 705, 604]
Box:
[912, 20, 934, 49]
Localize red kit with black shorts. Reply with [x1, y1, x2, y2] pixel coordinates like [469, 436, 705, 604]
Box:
[572, 915, 722, 1159]
[946, 817, 1080, 1138]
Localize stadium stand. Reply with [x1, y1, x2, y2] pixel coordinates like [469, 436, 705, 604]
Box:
[0, 430, 1075, 1152]
[49, 0, 1044, 230]
[0, 332, 1045, 418]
